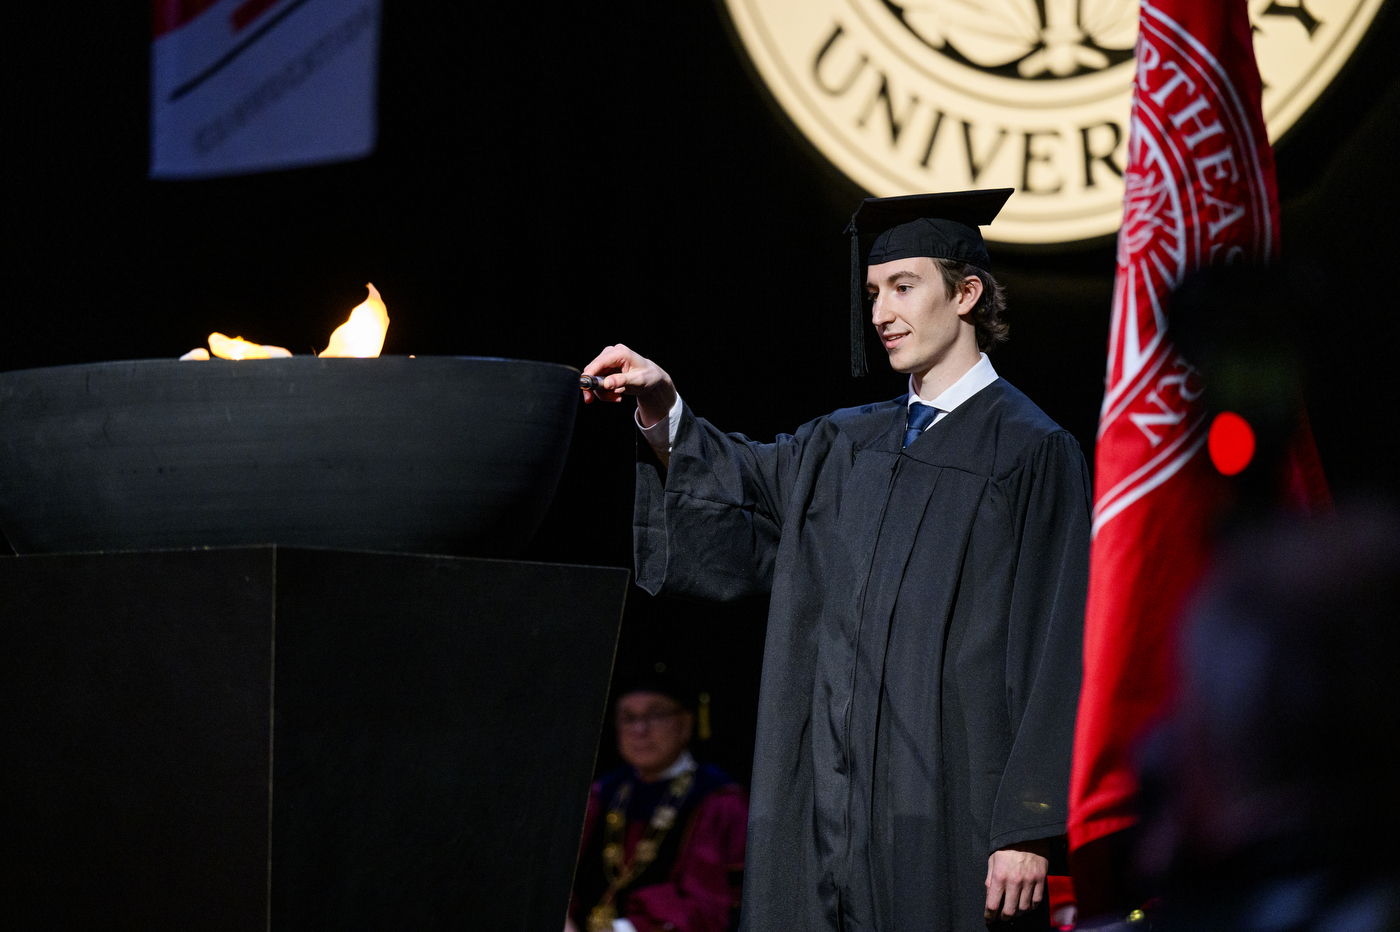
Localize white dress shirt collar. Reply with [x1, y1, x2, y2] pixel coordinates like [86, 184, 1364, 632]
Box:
[907, 353, 999, 414]
[650, 749, 697, 782]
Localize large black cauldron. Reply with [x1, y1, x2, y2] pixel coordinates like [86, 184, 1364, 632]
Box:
[0, 357, 579, 555]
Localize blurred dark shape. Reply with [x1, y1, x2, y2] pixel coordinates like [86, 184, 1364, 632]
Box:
[1073, 263, 1332, 930]
[1134, 503, 1400, 932]
[1170, 263, 1318, 509]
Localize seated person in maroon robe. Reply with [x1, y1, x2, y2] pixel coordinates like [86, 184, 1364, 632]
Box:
[568, 665, 749, 932]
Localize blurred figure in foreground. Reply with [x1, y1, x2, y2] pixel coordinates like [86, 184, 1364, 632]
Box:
[1132, 504, 1400, 932]
[568, 664, 748, 932]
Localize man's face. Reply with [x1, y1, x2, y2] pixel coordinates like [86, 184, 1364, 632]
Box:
[867, 256, 980, 382]
[615, 691, 693, 779]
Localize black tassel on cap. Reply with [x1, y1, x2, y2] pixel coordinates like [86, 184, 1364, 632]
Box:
[850, 230, 867, 377]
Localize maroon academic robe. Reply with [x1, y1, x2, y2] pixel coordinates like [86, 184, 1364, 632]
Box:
[571, 764, 748, 932]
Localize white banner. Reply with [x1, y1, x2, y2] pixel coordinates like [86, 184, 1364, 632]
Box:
[151, 0, 379, 178]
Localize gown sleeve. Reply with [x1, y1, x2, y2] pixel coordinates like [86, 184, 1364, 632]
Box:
[989, 430, 1092, 855]
[633, 403, 803, 602]
[624, 785, 750, 932]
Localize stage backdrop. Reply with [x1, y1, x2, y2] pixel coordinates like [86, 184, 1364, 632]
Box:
[5, 1, 1399, 785]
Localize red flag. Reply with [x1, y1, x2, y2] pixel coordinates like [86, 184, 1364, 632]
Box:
[1068, 0, 1329, 868]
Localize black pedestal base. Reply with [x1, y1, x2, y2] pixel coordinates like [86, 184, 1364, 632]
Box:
[1, 548, 628, 932]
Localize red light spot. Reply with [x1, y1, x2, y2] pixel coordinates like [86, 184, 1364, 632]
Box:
[1209, 411, 1256, 476]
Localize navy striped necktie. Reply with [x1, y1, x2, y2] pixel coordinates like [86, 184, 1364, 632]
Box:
[904, 403, 939, 449]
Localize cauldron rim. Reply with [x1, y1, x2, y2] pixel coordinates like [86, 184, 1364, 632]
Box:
[0, 354, 581, 378]
[0, 355, 583, 556]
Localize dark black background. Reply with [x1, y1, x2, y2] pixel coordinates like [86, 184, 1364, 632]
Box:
[6, 2, 1399, 785]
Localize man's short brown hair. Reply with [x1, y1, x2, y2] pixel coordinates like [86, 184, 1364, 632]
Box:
[933, 259, 1009, 352]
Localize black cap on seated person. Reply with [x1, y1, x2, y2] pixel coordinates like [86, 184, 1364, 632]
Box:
[843, 188, 1014, 376]
[614, 660, 713, 740]
[616, 660, 698, 710]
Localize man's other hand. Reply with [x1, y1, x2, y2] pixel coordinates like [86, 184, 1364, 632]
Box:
[582, 344, 677, 429]
[984, 840, 1049, 922]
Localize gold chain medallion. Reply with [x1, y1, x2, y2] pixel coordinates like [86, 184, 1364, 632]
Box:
[721, 0, 1388, 244]
[588, 772, 696, 928]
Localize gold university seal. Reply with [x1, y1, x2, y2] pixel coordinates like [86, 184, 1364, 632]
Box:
[720, 0, 1387, 243]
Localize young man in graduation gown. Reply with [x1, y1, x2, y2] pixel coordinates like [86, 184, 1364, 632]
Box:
[581, 190, 1091, 932]
[568, 665, 749, 932]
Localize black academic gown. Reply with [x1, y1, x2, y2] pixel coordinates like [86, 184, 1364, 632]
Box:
[633, 379, 1091, 932]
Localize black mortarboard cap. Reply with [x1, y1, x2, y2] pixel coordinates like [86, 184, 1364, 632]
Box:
[843, 188, 1013, 376]
[614, 660, 712, 738]
[614, 660, 699, 712]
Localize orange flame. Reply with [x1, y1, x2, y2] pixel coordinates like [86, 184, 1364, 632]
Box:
[179, 283, 389, 361]
[208, 333, 292, 360]
[319, 283, 389, 358]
